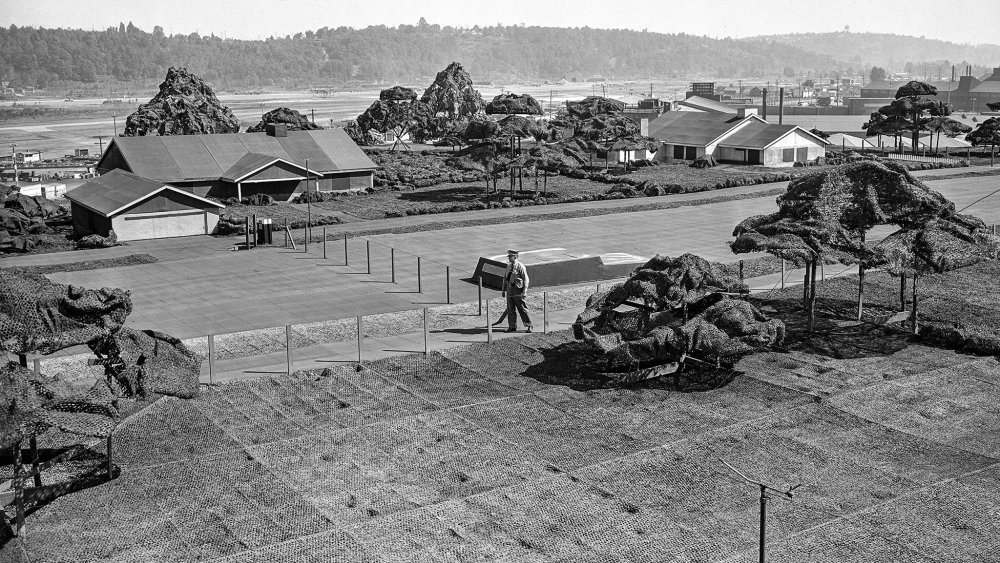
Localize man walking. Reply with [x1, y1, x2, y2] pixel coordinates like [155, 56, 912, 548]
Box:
[502, 249, 532, 333]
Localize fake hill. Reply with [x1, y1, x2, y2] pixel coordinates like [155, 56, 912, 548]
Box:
[124, 67, 240, 136]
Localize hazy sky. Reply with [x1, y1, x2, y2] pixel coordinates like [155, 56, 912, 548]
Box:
[2, 0, 999, 45]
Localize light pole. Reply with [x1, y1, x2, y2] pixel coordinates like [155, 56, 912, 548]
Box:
[9, 143, 17, 187]
[721, 460, 800, 563]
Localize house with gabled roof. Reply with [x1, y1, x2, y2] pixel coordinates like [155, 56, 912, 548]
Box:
[66, 169, 225, 241]
[96, 126, 376, 202]
[648, 107, 828, 166]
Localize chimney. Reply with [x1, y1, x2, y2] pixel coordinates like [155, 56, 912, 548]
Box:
[778, 87, 785, 125]
[640, 118, 649, 137]
[737, 107, 758, 118]
[761, 88, 768, 120]
[266, 123, 287, 137]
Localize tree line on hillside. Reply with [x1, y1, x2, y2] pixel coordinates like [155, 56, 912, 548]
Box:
[755, 31, 1000, 78]
[1, 21, 850, 89]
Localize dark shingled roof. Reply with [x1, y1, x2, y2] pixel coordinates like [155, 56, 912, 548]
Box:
[99, 129, 375, 183]
[647, 112, 750, 146]
[65, 169, 224, 217]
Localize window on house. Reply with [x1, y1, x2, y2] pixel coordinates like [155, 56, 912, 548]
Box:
[673, 145, 685, 159]
[685, 146, 697, 160]
[782, 148, 795, 162]
[796, 147, 809, 161]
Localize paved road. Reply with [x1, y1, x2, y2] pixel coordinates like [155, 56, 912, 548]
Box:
[4, 173, 998, 340]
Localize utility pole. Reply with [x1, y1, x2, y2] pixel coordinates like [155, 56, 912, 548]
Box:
[9, 143, 17, 187]
[111, 112, 119, 136]
[93, 135, 106, 156]
[721, 460, 800, 563]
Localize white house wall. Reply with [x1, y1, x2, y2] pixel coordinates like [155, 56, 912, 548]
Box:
[761, 130, 826, 167]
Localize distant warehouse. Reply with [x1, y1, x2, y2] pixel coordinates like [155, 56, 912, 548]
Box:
[96, 126, 376, 202]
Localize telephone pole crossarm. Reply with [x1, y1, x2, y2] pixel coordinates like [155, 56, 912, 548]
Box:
[720, 459, 800, 563]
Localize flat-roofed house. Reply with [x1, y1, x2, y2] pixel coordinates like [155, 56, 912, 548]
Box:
[96, 126, 376, 202]
[66, 169, 225, 241]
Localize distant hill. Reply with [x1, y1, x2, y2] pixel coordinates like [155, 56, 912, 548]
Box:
[752, 32, 1000, 74]
[0, 23, 846, 90]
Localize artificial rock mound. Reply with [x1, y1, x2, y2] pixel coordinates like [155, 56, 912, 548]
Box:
[124, 67, 240, 136]
[246, 107, 321, 133]
[486, 93, 543, 115]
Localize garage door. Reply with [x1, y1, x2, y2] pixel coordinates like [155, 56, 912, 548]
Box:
[114, 210, 208, 241]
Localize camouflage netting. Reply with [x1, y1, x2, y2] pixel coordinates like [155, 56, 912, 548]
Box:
[875, 217, 1000, 275]
[245, 107, 322, 133]
[0, 269, 201, 449]
[485, 93, 543, 115]
[1, 363, 118, 450]
[732, 160, 998, 269]
[349, 86, 433, 146]
[0, 269, 131, 355]
[419, 62, 486, 139]
[573, 254, 784, 381]
[0, 185, 69, 253]
[88, 327, 200, 399]
[123, 66, 240, 136]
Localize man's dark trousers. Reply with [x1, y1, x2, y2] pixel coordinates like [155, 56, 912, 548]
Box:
[506, 289, 532, 330]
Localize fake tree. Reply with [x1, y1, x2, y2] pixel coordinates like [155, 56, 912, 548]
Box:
[732, 161, 963, 327]
[925, 116, 972, 153]
[873, 216, 1000, 334]
[866, 81, 950, 155]
[967, 117, 1000, 163]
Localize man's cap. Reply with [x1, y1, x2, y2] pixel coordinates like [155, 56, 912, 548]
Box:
[507, 249, 519, 256]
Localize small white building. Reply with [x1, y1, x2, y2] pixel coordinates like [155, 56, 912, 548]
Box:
[648, 107, 828, 167]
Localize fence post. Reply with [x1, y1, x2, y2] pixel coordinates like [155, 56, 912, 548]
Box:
[486, 298, 493, 344]
[32, 358, 40, 375]
[366, 240, 371, 274]
[322, 227, 327, 259]
[283, 218, 288, 247]
[478, 277, 483, 316]
[344, 234, 349, 266]
[543, 291, 548, 334]
[303, 223, 308, 253]
[245, 216, 250, 251]
[207, 334, 215, 385]
[357, 315, 364, 364]
[821, 262, 825, 282]
[739, 260, 744, 284]
[391, 248, 396, 283]
[285, 325, 293, 375]
[423, 307, 429, 355]
[446, 266, 451, 304]
[13, 438, 24, 536]
[780, 258, 786, 289]
[417, 257, 422, 293]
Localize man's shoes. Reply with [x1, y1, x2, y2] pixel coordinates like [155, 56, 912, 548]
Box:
[505, 328, 517, 333]
[526, 326, 532, 333]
